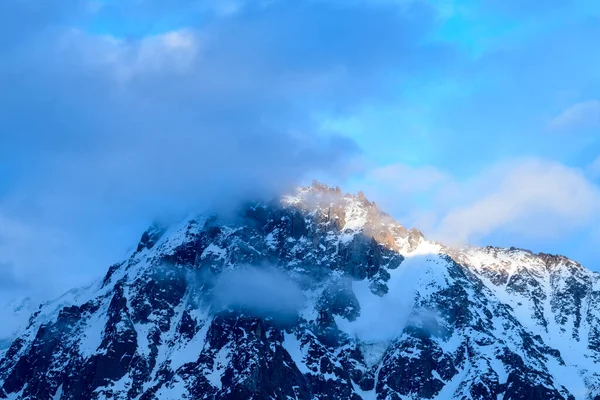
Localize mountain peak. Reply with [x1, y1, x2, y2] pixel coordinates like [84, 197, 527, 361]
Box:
[309, 179, 342, 195]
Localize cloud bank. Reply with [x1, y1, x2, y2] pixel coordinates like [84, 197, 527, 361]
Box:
[0, 0, 451, 298]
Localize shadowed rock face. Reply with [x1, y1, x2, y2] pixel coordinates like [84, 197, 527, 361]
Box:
[1, 183, 599, 399]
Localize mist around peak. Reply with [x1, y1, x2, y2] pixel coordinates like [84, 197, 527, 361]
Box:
[209, 265, 307, 323]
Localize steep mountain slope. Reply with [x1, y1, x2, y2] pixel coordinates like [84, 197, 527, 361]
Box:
[0, 298, 36, 352]
[1, 182, 599, 400]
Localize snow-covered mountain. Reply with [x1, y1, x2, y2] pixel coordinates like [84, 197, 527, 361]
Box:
[1, 182, 599, 399]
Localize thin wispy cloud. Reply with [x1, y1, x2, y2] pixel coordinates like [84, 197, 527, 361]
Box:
[549, 100, 600, 132]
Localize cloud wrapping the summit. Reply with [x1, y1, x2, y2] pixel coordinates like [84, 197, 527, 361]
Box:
[0, 0, 451, 298]
[2, 0, 600, 300]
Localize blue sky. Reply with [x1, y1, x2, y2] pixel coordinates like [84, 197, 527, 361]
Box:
[0, 0, 599, 303]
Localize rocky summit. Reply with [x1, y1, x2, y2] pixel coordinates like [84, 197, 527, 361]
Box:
[1, 182, 599, 400]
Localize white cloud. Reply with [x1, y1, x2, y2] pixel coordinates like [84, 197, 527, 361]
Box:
[548, 100, 600, 131]
[436, 159, 600, 243]
[362, 159, 600, 246]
